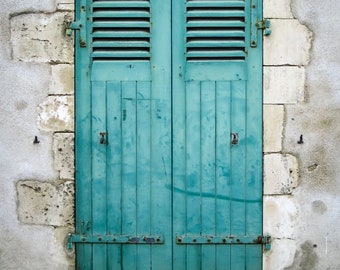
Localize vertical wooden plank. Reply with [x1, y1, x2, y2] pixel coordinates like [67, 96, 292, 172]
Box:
[246, 0, 263, 268]
[136, 81, 152, 269]
[172, 75, 187, 270]
[74, 0, 92, 267]
[75, 71, 92, 270]
[121, 81, 137, 270]
[230, 80, 247, 270]
[172, 0, 187, 268]
[106, 81, 122, 269]
[201, 81, 217, 270]
[246, 246, 263, 270]
[215, 81, 232, 270]
[185, 81, 202, 270]
[91, 81, 107, 270]
[150, 0, 172, 269]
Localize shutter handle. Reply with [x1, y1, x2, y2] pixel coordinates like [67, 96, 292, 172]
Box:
[100, 132, 107, 145]
[231, 133, 239, 145]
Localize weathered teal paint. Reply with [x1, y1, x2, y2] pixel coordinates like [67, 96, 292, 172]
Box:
[74, 0, 263, 269]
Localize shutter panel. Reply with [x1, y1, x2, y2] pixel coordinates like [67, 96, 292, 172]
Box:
[75, 1, 173, 269]
[173, 0, 263, 269]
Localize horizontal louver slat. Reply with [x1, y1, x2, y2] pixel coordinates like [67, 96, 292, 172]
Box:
[187, 10, 245, 18]
[187, 21, 245, 28]
[186, 30, 245, 38]
[186, 0, 246, 62]
[92, 1, 149, 8]
[91, 1, 151, 61]
[186, 1, 245, 8]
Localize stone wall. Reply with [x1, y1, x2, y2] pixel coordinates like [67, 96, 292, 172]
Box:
[263, 0, 340, 269]
[0, 0, 75, 269]
[262, 1, 312, 268]
[0, 0, 339, 269]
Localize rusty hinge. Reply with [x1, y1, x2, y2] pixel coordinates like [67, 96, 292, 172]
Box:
[256, 234, 272, 251]
[67, 234, 164, 249]
[256, 19, 272, 36]
[64, 20, 86, 48]
[65, 20, 81, 36]
[64, 4, 87, 47]
[176, 234, 271, 250]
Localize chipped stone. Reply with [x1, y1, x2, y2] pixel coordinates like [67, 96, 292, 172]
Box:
[50, 64, 74, 95]
[264, 19, 313, 66]
[264, 154, 299, 195]
[263, 105, 284, 153]
[263, 195, 299, 239]
[264, 66, 306, 104]
[38, 96, 74, 132]
[57, 0, 74, 11]
[10, 12, 74, 63]
[17, 180, 74, 226]
[53, 133, 74, 180]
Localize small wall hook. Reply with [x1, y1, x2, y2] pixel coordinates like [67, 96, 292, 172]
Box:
[33, 136, 40, 144]
[297, 135, 304, 144]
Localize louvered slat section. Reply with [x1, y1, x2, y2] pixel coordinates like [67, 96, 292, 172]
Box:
[186, 0, 246, 61]
[92, 0, 151, 61]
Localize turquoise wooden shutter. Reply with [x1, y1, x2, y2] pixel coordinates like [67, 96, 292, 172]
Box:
[73, 0, 264, 269]
[172, 0, 263, 269]
[74, 1, 173, 269]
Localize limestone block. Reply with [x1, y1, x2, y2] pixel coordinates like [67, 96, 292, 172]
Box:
[263, 105, 284, 152]
[10, 12, 74, 63]
[264, 154, 299, 194]
[50, 64, 74, 95]
[263, 195, 299, 239]
[57, 0, 74, 11]
[264, 19, 313, 66]
[264, 0, 293, 19]
[264, 66, 305, 104]
[263, 239, 297, 270]
[17, 180, 74, 226]
[53, 133, 74, 180]
[38, 96, 74, 132]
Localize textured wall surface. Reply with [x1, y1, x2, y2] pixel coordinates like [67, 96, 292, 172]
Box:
[0, 0, 339, 269]
[263, 0, 340, 269]
[0, 0, 75, 269]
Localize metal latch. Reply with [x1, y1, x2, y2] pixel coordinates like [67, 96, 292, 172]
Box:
[256, 19, 271, 36]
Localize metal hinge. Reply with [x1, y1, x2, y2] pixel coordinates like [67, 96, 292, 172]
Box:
[67, 234, 164, 249]
[256, 19, 272, 36]
[176, 234, 271, 251]
[257, 234, 272, 251]
[64, 20, 86, 47]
